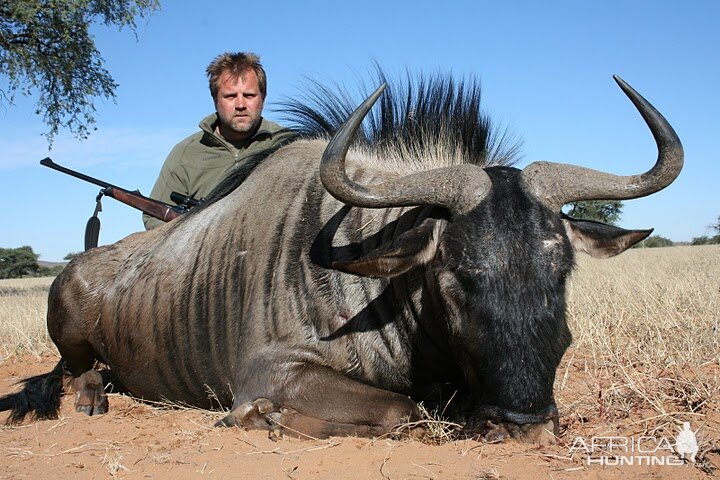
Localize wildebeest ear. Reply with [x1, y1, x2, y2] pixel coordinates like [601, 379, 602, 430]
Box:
[562, 214, 652, 259]
[332, 219, 443, 278]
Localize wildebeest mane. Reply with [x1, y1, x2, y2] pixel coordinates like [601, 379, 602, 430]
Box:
[276, 67, 523, 169]
[195, 68, 523, 212]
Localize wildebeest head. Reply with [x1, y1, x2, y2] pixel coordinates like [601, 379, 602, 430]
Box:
[319, 77, 683, 428]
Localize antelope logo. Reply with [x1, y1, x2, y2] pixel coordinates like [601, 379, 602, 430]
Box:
[675, 422, 699, 463]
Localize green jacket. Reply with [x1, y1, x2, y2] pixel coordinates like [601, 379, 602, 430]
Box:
[144, 113, 291, 229]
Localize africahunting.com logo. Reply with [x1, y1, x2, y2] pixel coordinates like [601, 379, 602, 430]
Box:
[569, 422, 699, 466]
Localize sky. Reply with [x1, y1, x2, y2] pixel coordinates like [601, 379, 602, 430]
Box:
[1, 1, 718, 261]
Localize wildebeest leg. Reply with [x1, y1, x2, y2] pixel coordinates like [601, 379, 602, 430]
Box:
[53, 342, 108, 416]
[63, 369, 107, 416]
[220, 365, 420, 438]
[266, 406, 421, 439]
[217, 399, 411, 439]
[47, 299, 106, 416]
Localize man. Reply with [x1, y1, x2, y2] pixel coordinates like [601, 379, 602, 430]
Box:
[144, 52, 291, 229]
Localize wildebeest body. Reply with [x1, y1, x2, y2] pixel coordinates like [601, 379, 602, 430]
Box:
[50, 141, 573, 423]
[3, 73, 683, 440]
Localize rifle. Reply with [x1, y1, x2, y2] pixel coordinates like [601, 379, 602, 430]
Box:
[40, 158, 200, 250]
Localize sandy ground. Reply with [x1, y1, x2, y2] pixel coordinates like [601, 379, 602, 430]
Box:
[0, 353, 717, 479]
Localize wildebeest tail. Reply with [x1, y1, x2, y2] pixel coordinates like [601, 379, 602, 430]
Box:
[0, 360, 64, 424]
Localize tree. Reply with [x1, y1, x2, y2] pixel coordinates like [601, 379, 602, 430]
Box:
[711, 215, 720, 236]
[0, 246, 40, 278]
[0, 0, 159, 142]
[691, 216, 720, 245]
[566, 200, 623, 225]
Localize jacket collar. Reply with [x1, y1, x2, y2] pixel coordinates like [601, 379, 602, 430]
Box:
[199, 113, 274, 148]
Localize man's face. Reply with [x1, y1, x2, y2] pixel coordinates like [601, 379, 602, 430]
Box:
[214, 69, 265, 141]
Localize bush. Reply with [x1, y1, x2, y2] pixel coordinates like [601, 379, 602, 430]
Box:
[39, 265, 65, 277]
[636, 235, 674, 248]
[691, 235, 720, 245]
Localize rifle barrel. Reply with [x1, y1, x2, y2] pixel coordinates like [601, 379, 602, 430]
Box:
[40, 158, 116, 190]
[40, 157, 188, 222]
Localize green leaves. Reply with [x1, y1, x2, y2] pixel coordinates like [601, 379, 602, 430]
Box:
[0, 0, 159, 144]
[566, 200, 623, 225]
[0, 246, 40, 279]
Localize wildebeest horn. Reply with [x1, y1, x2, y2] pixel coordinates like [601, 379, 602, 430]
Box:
[521, 75, 684, 211]
[320, 84, 492, 214]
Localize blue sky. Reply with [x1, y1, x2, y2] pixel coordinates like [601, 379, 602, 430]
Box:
[1, 1, 718, 261]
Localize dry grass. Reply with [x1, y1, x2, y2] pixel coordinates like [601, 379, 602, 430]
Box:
[567, 245, 719, 368]
[0, 277, 57, 361]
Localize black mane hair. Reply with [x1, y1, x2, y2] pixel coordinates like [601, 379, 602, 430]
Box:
[275, 66, 523, 168]
[191, 68, 523, 212]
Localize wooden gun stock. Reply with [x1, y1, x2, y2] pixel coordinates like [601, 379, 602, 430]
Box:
[103, 187, 185, 222]
[41, 157, 191, 222]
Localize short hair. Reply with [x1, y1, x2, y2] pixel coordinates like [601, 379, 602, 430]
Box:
[206, 52, 267, 99]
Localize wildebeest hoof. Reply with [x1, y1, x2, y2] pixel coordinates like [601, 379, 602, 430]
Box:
[215, 398, 277, 429]
[266, 410, 289, 441]
[481, 420, 510, 443]
[69, 370, 108, 416]
[480, 419, 557, 445]
[515, 419, 557, 446]
[474, 418, 557, 445]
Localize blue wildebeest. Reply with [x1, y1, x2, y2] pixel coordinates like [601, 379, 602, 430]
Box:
[0, 74, 682, 442]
